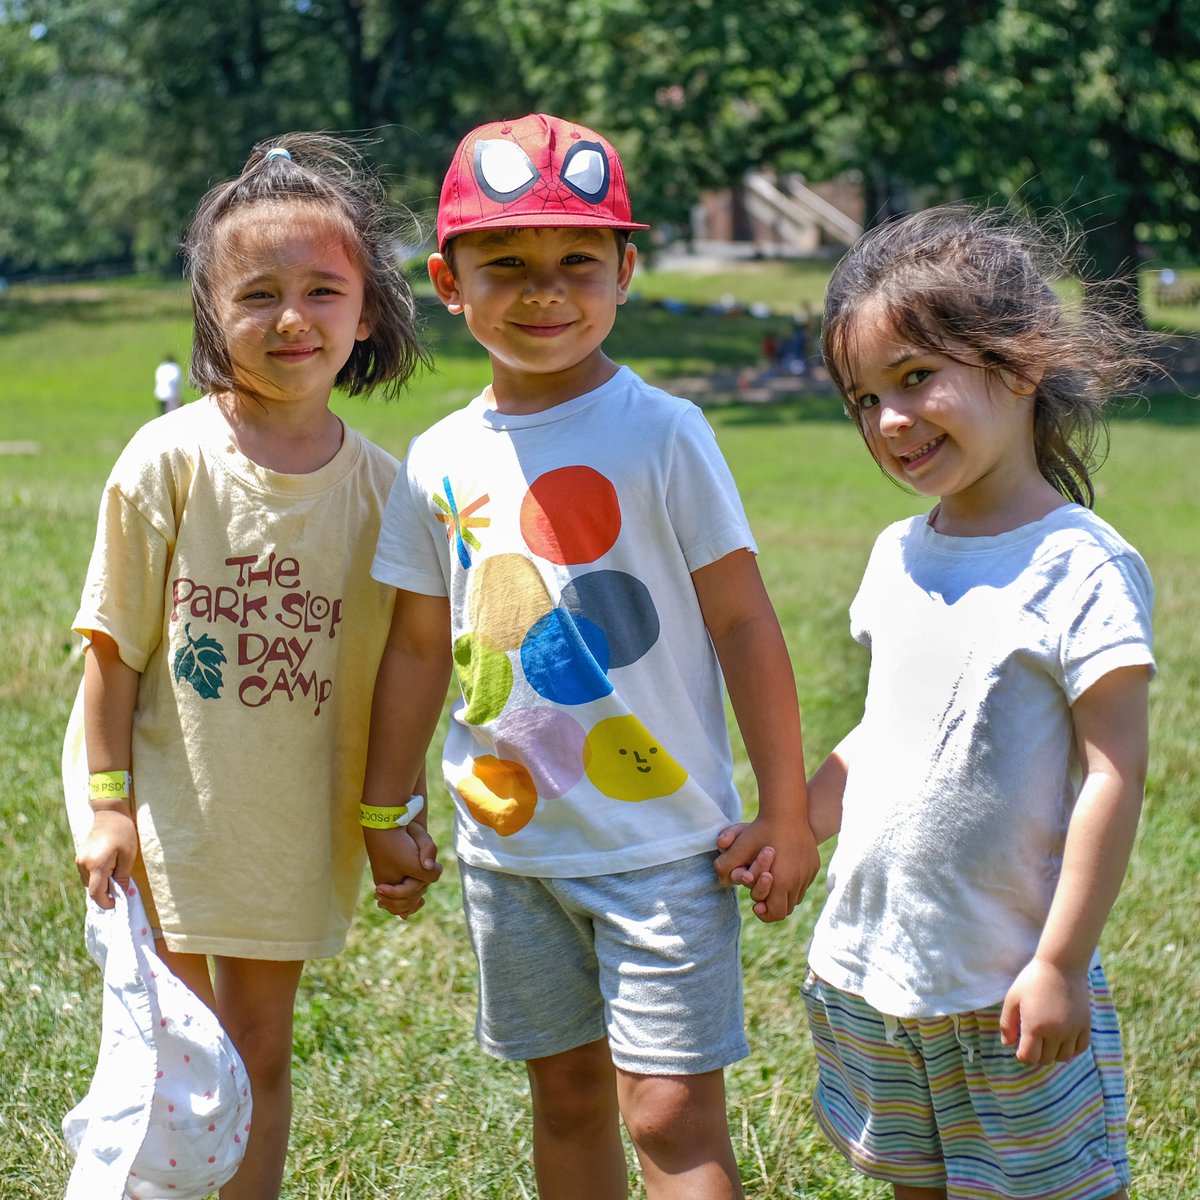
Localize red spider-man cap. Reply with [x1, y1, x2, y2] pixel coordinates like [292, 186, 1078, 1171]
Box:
[436, 113, 649, 249]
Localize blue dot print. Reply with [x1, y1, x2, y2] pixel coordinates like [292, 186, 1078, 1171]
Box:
[521, 608, 613, 705]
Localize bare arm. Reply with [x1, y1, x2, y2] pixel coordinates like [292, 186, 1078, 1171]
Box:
[698, 549, 819, 922]
[361, 590, 454, 917]
[717, 722, 854, 912]
[806, 729, 855, 845]
[76, 631, 141, 906]
[1000, 665, 1150, 1065]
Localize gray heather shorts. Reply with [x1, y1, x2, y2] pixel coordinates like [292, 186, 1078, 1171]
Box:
[458, 851, 748, 1075]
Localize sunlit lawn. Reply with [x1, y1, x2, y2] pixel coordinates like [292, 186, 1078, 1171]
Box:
[1, 265, 1197, 1197]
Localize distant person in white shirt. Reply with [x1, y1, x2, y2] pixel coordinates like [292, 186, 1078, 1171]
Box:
[154, 354, 184, 414]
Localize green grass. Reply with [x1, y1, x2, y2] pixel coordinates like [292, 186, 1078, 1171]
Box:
[1, 270, 1198, 1198]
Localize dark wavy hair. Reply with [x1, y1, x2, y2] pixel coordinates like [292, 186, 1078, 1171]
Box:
[822, 205, 1156, 506]
[183, 132, 428, 401]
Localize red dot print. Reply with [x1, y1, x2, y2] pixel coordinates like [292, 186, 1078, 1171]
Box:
[208, 1124, 216, 1132]
[184, 1054, 191, 1063]
[208, 1157, 216, 1164]
[520, 466, 621, 565]
[168, 1104, 175, 1113]
[169, 1159, 177, 1167]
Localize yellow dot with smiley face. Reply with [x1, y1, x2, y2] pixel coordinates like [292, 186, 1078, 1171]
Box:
[583, 715, 688, 802]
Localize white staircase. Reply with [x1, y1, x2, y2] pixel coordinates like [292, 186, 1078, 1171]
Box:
[742, 171, 862, 252]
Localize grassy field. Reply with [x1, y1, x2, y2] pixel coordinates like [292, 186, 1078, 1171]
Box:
[1, 266, 1198, 1199]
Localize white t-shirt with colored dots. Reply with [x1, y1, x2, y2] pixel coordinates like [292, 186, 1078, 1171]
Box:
[373, 366, 757, 877]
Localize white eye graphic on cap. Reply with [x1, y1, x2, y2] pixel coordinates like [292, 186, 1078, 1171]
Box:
[560, 141, 610, 203]
[474, 140, 538, 201]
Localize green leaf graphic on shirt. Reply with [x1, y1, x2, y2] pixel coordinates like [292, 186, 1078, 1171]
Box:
[173, 622, 227, 699]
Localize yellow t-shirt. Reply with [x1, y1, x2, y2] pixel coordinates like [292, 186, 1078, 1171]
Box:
[63, 399, 399, 959]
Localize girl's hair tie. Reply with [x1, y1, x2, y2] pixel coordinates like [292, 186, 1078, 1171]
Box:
[264, 147, 292, 162]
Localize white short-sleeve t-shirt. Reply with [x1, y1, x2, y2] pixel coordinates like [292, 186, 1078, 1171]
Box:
[373, 367, 757, 877]
[808, 505, 1155, 1017]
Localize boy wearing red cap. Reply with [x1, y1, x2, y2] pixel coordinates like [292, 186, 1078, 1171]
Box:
[363, 113, 817, 1199]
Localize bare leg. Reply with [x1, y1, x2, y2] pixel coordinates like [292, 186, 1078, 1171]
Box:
[213, 957, 304, 1200]
[525, 1039, 628, 1200]
[154, 940, 217, 1011]
[616, 1068, 742, 1200]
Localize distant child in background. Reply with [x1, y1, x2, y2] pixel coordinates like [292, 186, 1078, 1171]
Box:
[779, 308, 810, 376]
[64, 133, 429, 1200]
[154, 352, 184, 413]
[364, 112, 819, 1200]
[748, 206, 1155, 1200]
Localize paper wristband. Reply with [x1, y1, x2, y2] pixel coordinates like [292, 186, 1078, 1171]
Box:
[88, 771, 132, 801]
[360, 795, 425, 829]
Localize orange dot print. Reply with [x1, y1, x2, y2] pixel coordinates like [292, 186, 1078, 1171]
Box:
[458, 755, 539, 836]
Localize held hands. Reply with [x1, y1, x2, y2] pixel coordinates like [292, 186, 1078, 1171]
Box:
[75, 809, 139, 907]
[999, 956, 1092, 1066]
[714, 816, 820, 923]
[364, 823, 442, 919]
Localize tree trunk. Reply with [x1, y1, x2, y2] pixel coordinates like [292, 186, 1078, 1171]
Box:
[1082, 210, 1145, 329]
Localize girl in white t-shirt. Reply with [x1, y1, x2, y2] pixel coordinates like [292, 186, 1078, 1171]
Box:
[726, 206, 1156, 1200]
[66, 133, 431, 1199]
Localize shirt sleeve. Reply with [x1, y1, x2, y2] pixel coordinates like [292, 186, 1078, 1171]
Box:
[664, 406, 757, 572]
[1059, 553, 1156, 703]
[371, 451, 450, 596]
[74, 480, 173, 673]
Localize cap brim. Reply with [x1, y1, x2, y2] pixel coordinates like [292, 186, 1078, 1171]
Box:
[440, 210, 650, 248]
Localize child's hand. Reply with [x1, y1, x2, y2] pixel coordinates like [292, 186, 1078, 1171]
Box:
[714, 824, 771, 884]
[714, 817, 819, 923]
[374, 876, 434, 919]
[75, 810, 139, 908]
[365, 823, 442, 919]
[999, 957, 1092, 1065]
[739, 840, 778, 912]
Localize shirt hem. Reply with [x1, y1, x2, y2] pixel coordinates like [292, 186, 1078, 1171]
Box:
[159, 931, 348, 960]
[454, 829, 727, 879]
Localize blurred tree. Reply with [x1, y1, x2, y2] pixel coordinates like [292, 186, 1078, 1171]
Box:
[113, 0, 533, 236]
[1, 0, 1197, 301]
[498, 0, 1198, 317]
[0, 0, 534, 275]
[0, 4, 149, 274]
[955, 0, 1200, 315]
[491, 0, 842, 237]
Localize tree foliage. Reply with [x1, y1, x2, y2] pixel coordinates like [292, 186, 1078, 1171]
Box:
[1, 0, 1197, 296]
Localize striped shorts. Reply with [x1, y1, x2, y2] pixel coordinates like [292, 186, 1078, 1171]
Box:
[801, 961, 1131, 1199]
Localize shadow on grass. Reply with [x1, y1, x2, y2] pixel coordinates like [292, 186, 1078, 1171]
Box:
[423, 295, 800, 377]
[708, 394, 850, 425]
[708, 387, 1200, 429]
[0, 279, 192, 335]
[8, 278, 1197, 432]
[1112, 391, 1200, 426]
